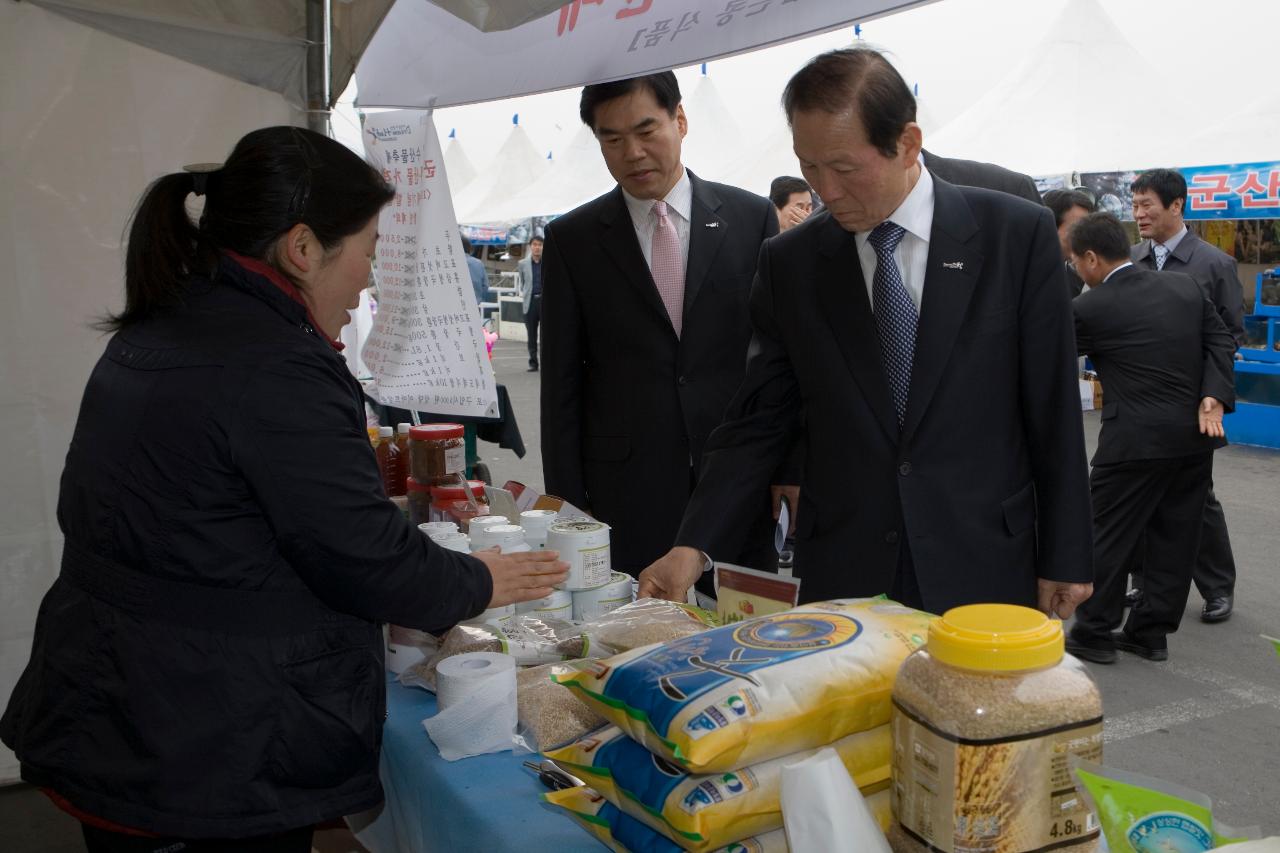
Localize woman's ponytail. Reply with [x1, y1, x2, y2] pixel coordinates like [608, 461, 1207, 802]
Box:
[99, 171, 204, 332]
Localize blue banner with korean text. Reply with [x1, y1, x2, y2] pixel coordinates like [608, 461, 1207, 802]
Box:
[1183, 161, 1280, 220]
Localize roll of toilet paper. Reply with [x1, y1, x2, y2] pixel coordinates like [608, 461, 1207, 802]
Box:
[422, 652, 518, 761]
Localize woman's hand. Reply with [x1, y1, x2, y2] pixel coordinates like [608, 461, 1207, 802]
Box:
[472, 548, 570, 608]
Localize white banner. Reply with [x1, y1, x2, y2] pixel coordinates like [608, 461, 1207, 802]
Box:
[361, 111, 499, 417]
[355, 0, 932, 109]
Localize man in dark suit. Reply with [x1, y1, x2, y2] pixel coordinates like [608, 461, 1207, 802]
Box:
[922, 150, 1043, 205]
[1044, 189, 1096, 297]
[540, 72, 779, 576]
[638, 48, 1093, 617]
[1128, 168, 1243, 623]
[1064, 213, 1234, 663]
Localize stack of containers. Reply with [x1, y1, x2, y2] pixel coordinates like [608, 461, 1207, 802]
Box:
[546, 598, 935, 851]
[545, 519, 636, 621]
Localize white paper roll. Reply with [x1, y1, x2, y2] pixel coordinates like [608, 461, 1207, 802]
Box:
[423, 651, 518, 761]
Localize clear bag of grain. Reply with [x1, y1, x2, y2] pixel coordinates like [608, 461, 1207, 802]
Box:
[889, 604, 1104, 853]
[580, 597, 718, 654]
[400, 616, 590, 692]
[514, 663, 606, 753]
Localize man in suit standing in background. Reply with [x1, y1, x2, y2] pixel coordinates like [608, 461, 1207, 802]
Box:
[517, 234, 544, 371]
[1044, 189, 1097, 297]
[1128, 168, 1243, 623]
[639, 48, 1092, 617]
[540, 71, 779, 577]
[1065, 213, 1234, 663]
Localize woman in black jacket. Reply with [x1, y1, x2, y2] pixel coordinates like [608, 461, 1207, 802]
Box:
[0, 126, 567, 851]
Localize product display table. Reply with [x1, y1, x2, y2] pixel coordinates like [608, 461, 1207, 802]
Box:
[351, 676, 598, 853]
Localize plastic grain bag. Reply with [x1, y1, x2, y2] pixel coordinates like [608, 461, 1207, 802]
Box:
[515, 663, 606, 753]
[544, 784, 891, 852]
[400, 616, 590, 693]
[552, 598, 931, 772]
[544, 725, 890, 851]
[582, 598, 719, 655]
[1071, 758, 1255, 852]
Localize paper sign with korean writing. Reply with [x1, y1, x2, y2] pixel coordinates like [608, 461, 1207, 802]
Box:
[356, 0, 922, 109]
[361, 111, 498, 418]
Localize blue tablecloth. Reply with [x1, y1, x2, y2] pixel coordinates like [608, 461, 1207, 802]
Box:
[351, 677, 600, 853]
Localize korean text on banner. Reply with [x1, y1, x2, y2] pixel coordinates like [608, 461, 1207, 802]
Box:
[361, 111, 498, 417]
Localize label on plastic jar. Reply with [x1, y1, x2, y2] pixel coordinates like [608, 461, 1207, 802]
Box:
[444, 444, 466, 475]
[891, 703, 1103, 853]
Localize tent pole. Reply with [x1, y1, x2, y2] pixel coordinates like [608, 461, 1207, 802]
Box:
[305, 0, 330, 134]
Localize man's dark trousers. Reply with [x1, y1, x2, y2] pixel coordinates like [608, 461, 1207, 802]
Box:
[525, 295, 541, 369]
[1074, 452, 1213, 650]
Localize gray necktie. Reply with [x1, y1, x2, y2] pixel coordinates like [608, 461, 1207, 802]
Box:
[868, 222, 916, 427]
[1153, 243, 1169, 271]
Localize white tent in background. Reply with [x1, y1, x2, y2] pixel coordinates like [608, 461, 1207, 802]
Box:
[479, 122, 614, 222]
[923, 0, 1161, 176]
[1172, 89, 1280, 168]
[453, 117, 549, 223]
[680, 70, 745, 180]
[442, 129, 480, 195]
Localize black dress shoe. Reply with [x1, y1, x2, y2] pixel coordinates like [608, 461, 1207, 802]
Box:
[1201, 595, 1233, 623]
[527, 365, 539, 372]
[1065, 635, 1117, 665]
[1125, 587, 1143, 607]
[1112, 632, 1168, 662]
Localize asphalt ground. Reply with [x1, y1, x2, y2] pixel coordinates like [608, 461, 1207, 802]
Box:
[486, 338, 1280, 834]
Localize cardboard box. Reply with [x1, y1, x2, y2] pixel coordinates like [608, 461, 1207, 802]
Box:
[1079, 377, 1103, 411]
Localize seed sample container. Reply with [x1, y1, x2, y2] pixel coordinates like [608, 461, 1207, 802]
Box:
[889, 604, 1103, 853]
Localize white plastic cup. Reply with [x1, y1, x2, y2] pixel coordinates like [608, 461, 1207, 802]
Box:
[546, 519, 611, 590]
[434, 533, 471, 553]
[515, 588, 573, 621]
[519, 509, 558, 550]
[467, 515, 509, 535]
[419, 521, 459, 538]
[572, 572, 635, 621]
[466, 603, 516, 628]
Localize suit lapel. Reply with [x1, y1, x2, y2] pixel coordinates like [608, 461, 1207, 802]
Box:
[814, 215, 900, 444]
[1169, 229, 1199, 266]
[597, 187, 674, 336]
[684, 171, 727, 317]
[902, 178, 983, 441]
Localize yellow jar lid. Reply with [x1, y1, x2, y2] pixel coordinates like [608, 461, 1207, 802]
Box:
[927, 604, 1063, 672]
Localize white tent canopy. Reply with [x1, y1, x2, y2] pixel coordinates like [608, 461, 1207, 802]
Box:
[451, 119, 550, 223]
[924, 0, 1170, 175]
[443, 131, 481, 196]
[680, 72, 746, 180]
[474, 123, 615, 223]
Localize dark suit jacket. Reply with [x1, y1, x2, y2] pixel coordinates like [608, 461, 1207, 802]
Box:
[1074, 265, 1234, 466]
[540, 170, 778, 573]
[1132, 230, 1243, 346]
[1065, 264, 1086, 298]
[922, 150, 1043, 205]
[675, 178, 1092, 614]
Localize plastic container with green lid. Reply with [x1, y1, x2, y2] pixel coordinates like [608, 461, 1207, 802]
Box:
[888, 604, 1103, 853]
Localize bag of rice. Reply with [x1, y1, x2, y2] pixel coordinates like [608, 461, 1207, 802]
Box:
[402, 616, 591, 692]
[544, 784, 891, 852]
[544, 724, 890, 850]
[515, 664, 607, 752]
[582, 598, 719, 654]
[552, 599, 930, 773]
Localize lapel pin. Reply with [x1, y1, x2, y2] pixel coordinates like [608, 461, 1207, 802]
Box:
[942, 261, 964, 270]
[704, 222, 720, 228]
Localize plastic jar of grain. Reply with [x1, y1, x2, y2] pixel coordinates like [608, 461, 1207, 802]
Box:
[408, 423, 466, 485]
[889, 604, 1103, 853]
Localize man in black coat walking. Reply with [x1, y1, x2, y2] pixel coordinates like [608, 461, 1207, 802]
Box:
[1128, 168, 1243, 623]
[1064, 213, 1235, 663]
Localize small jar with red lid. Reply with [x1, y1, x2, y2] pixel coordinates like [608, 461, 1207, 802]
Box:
[409, 423, 466, 486]
[414, 479, 489, 526]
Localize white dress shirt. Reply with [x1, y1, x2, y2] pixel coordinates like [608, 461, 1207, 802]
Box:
[622, 168, 692, 275]
[855, 166, 934, 312]
[1159, 225, 1188, 255]
[1103, 261, 1134, 284]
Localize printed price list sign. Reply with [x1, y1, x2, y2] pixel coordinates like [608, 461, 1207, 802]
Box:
[361, 111, 498, 417]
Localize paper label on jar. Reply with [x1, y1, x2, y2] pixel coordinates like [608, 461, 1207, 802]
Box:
[891, 701, 1103, 853]
[444, 444, 466, 475]
[578, 544, 611, 587]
